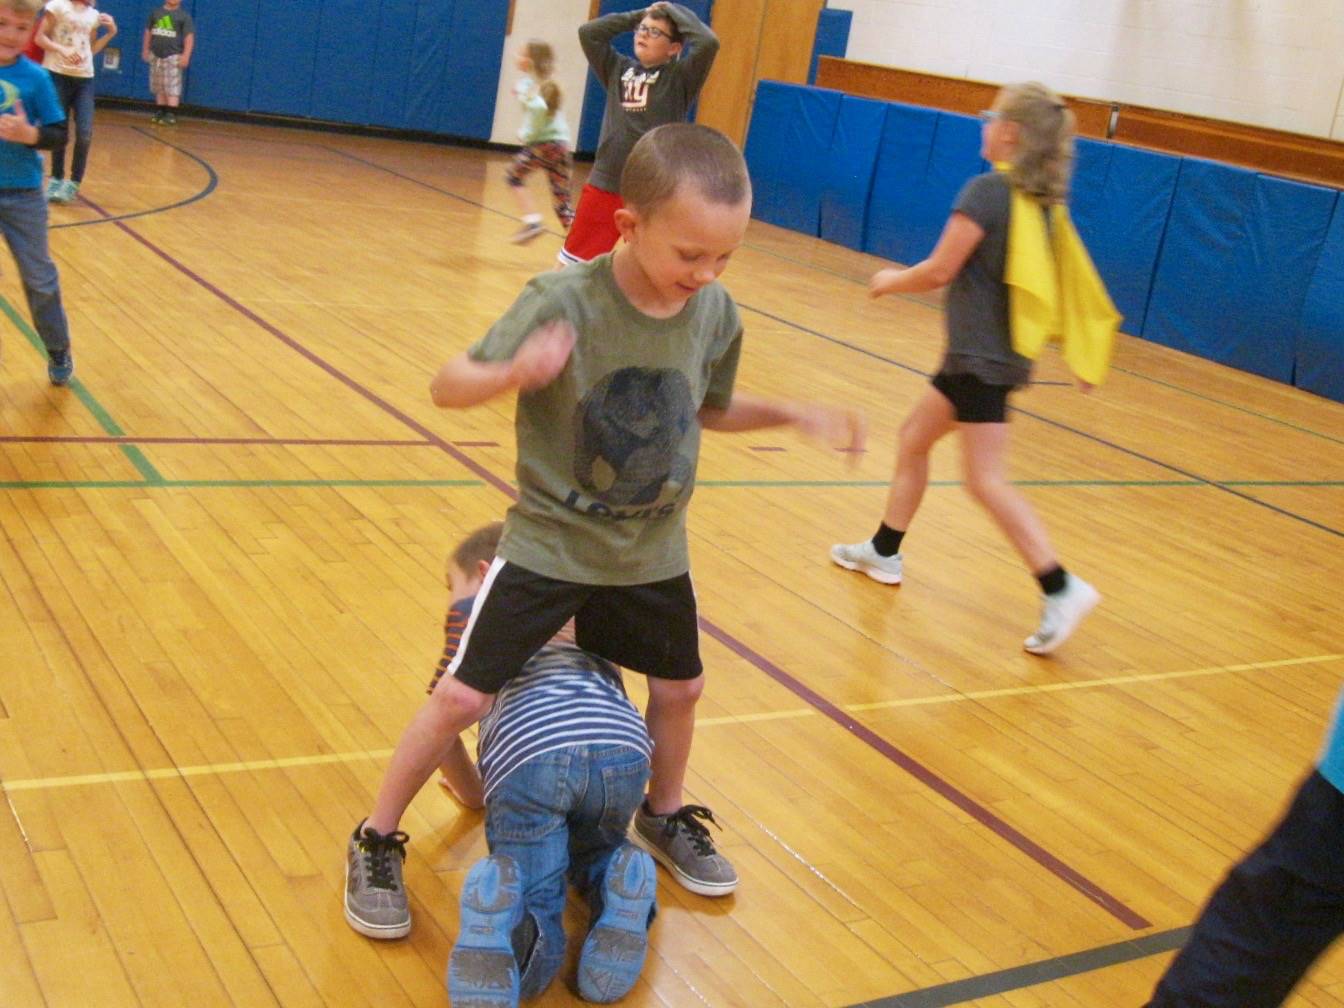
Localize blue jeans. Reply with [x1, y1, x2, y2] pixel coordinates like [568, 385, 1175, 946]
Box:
[51, 73, 95, 183]
[0, 189, 70, 357]
[485, 744, 651, 999]
[1147, 770, 1344, 1007]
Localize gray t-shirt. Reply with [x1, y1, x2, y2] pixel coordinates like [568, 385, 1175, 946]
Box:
[468, 254, 742, 585]
[579, 4, 719, 192]
[943, 171, 1033, 386]
[146, 6, 194, 58]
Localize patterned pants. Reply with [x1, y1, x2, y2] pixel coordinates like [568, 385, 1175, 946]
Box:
[506, 141, 574, 228]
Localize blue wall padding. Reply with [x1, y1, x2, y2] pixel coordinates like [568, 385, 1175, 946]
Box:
[371, 0, 417, 129]
[809, 8, 852, 85]
[818, 94, 886, 250]
[249, 1, 318, 117]
[311, 0, 376, 125]
[743, 81, 842, 234]
[577, 0, 713, 156]
[439, 2, 510, 139]
[1295, 199, 1344, 402]
[1070, 138, 1180, 336]
[181, 0, 257, 111]
[1145, 159, 1337, 383]
[865, 106, 985, 264]
[404, 0, 455, 132]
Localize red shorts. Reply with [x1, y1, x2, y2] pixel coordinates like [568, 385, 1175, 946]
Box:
[558, 184, 624, 266]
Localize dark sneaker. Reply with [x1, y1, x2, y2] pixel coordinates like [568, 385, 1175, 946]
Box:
[344, 820, 411, 939]
[47, 350, 73, 386]
[150, 110, 164, 124]
[448, 854, 523, 1008]
[578, 844, 656, 1003]
[162, 111, 178, 125]
[634, 804, 737, 897]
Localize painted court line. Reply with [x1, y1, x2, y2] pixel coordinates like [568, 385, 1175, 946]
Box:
[849, 927, 1191, 1007]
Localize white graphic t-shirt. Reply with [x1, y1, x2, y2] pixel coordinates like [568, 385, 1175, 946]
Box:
[42, 0, 102, 79]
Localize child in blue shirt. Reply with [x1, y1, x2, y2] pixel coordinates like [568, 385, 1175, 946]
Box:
[0, 0, 73, 384]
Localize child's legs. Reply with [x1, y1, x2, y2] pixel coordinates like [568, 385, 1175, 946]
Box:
[575, 573, 703, 814]
[367, 560, 587, 833]
[60, 76, 95, 183]
[506, 146, 539, 217]
[1148, 770, 1344, 1007]
[486, 751, 579, 999]
[0, 191, 70, 356]
[881, 383, 957, 530]
[567, 745, 652, 902]
[537, 143, 574, 228]
[49, 73, 79, 178]
[957, 421, 1057, 573]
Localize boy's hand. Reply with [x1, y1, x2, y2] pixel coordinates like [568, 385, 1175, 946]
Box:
[98, 13, 116, 29]
[509, 319, 576, 391]
[0, 100, 37, 146]
[869, 267, 905, 299]
[792, 404, 867, 459]
[141, 50, 151, 63]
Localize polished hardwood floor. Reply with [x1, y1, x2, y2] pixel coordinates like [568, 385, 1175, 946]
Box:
[1, 109, 1342, 1006]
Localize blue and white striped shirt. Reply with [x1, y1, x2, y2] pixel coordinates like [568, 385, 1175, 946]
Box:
[477, 642, 653, 800]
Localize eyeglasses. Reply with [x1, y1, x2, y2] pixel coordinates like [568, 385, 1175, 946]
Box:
[635, 24, 671, 40]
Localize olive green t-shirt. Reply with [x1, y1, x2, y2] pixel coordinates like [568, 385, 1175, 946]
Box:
[468, 254, 743, 585]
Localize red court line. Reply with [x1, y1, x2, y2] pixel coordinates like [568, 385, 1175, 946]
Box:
[78, 189, 1152, 931]
[0, 435, 434, 447]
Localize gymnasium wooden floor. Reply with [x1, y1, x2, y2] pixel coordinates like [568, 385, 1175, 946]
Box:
[2, 110, 1343, 1007]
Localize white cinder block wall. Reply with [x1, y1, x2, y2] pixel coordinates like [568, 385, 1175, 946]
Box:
[490, 0, 593, 147]
[840, 0, 1344, 139]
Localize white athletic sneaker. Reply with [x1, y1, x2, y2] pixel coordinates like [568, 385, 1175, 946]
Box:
[829, 539, 903, 584]
[1024, 574, 1100, 655]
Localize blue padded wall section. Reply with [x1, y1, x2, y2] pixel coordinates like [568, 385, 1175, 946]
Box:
[1295, 199, 1344, 402]
[818, 94, 886, 251]
[809, 7, 852, 85]
[249, 0, 318, 117]
[439, 2, 508, 138]
[371, 0, 415, 129]
[1145, 159, 1337, 383]
[311, 0, 376, 125]
[866, 106, 985, 264]
[404, 0, 453, 132]
[1069, 137, 1179, 336]
[576, 0, 712, 156]
[743, 81, 842, 234]
[184, 0, 257, 111]
[91, 0, 164, 99]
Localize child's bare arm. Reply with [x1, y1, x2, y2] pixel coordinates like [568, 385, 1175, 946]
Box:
[430, 320, 574, 408]
[181, 29, 194, 68]
[438, 736, 484, 810]
[870, 212, 984, 297]
[578, 7, 643, 79]
[699, 392, 866, 455]
[91, 14, 117, 57]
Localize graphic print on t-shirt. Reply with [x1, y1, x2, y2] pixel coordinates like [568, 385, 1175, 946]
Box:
[620, 66, 661, 112]
[570, 366, 694, 511]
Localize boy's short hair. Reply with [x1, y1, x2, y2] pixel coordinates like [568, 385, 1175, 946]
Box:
[646, 9, 682, 43]
[620, 123, 750, 216]
[2, 0, 43, 14]
[450, 522, 503, 580]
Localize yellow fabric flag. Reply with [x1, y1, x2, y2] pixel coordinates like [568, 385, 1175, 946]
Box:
[1000, 170, 1121, 385]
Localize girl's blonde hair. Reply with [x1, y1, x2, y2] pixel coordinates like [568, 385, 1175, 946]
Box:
[998, 82, 1074, 204]
[525, 41, 562, 115]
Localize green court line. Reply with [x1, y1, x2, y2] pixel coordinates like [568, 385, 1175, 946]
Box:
[0, 293, 164, 482]
[0, 479, 484, 490]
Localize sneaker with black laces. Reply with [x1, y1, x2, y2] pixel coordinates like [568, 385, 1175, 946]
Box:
[47, 350, 73, 386]
[829, 539, 903, 584]
[578, 843, 656, 1003]
[633, 803, 737, 897]
[448, 854, 523, 1008]
[1024, 574, 1100, 655]
[344, 820, 411, 939]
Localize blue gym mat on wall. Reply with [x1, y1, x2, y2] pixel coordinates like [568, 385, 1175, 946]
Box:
[819, 94, 887, 251]
[744, 81, 842, 234]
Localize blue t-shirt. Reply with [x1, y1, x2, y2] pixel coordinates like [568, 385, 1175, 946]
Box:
[0, 57, 64, 189]
[1318, 687, 1344, 792]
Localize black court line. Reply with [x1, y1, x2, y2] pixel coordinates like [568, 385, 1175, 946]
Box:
[54, 127, 217, 230]
[847, 927, 1190, 1007]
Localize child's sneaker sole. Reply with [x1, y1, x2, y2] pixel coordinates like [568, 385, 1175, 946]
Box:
[578, 845, 656, 1003]
[447, 855, 523, 1007]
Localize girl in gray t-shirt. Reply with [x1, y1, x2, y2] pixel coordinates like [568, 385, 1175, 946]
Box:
[830, 81, 1100, 657]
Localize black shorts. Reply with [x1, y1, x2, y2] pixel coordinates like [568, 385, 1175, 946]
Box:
[931, 370, 1013, 423]
[447, 559, 704, 693]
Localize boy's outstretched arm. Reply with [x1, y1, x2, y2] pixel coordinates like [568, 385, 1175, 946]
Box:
[578, 7, 644, 80]
[655, 2, 719, 89]
[438, 736, 484, 810]
[699, 391, 866, 455]
[430, 319, 575, 408]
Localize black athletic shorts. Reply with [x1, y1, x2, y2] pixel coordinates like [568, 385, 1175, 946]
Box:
[447, 559, 703, 693]
[931, 370, 1014, 423]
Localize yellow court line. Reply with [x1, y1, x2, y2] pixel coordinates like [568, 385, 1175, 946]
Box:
[4, 654, 1341, 794]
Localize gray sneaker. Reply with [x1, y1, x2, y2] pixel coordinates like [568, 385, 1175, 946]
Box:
[634, 804, 737, 897]
[830, 539, 903, 584]
[1024, 574, 1100, 655]
[344, 820, 411, 939]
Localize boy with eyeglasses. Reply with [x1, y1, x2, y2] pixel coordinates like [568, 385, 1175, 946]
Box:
[558, 2, 717, 268]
